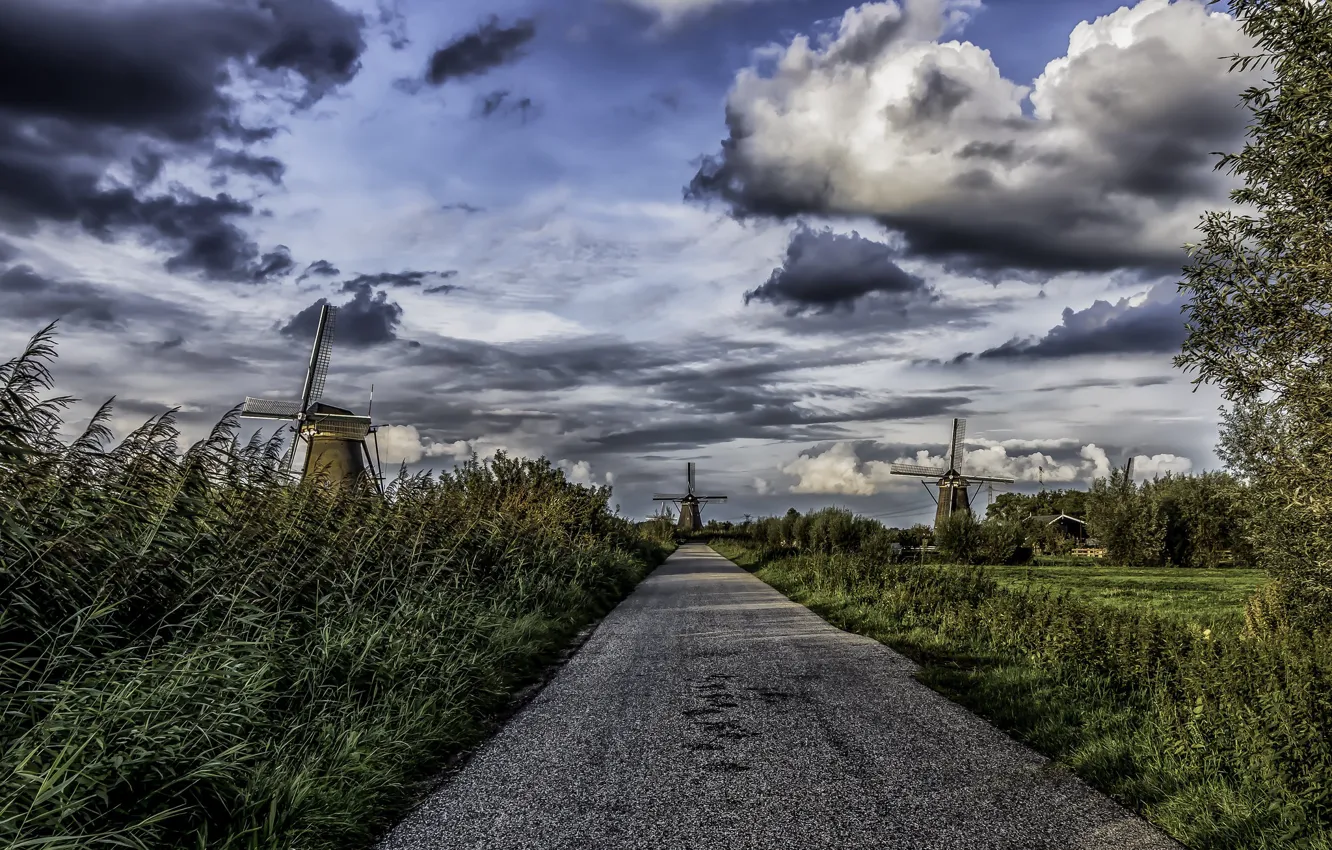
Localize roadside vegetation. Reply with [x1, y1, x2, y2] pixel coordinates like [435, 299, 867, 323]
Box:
[0, 325, 669, 850]
[713, 522, 1330, 850]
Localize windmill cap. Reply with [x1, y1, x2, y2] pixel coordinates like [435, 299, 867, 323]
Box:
[308, 401, 354, 415]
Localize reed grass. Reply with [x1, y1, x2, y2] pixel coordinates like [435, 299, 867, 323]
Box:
[0, 323, 667, 849]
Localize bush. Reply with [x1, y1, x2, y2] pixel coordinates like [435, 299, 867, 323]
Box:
[978, 519, 1032, 565]
[935, 511, 983, 564]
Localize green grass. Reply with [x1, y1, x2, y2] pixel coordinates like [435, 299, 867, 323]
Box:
[980, 564, 1266, 631]
[711, 542, 1332, 850]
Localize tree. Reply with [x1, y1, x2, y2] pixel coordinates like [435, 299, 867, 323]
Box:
[1086, 470, 1166, 567]
[1175, 1, 1332, 627]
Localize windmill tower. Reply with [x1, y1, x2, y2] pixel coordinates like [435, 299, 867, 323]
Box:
[653, 462, 728, 532]
[240, 304, 381, 489]
[889, 418, 1015, 527]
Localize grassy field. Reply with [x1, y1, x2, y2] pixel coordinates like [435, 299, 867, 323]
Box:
[981, 563, 1267, 631]
[712, 542, 1332, 850]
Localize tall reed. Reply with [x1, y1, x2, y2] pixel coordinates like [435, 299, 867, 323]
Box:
[0, 324, 664, 849]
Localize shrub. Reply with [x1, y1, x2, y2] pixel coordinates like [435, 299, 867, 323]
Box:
[935, 511, 983, 564]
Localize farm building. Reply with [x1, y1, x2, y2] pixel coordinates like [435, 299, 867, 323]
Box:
[1031, 514, 1088, 540]
[1028, 513, 1090, 554]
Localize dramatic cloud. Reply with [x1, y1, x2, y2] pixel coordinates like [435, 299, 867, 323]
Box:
[781, 437, 1187, 494]
[374, 424, 473, 466]
[745, 225, 929, 314]
[339, 270, 456, 290]
[298, 259, 341, 281]
[957, 280, 1186, 361]
[0, 0, 366, 279]
[686, 0, 1256, 273]
[281, 283, 403, 347]
[425, 17, 536, 85]
[557, 459, 613, 487]
[0, 264, 199, 329]
[209, 150, 286, 185]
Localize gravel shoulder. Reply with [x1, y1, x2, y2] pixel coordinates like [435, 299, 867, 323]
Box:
[379, 544, 1182, 850]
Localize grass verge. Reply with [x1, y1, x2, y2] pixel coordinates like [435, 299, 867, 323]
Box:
[712, 541, 1332, 850]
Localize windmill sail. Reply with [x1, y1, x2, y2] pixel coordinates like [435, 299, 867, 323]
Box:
[300, 304, 337, 412]
[949, 418, 967, 471]
[240, 397, 303, 419]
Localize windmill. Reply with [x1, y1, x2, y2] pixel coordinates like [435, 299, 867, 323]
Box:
[653, 462, 728, 532]
[889, 418, 1014, 527]
[240, 304, 382, 490]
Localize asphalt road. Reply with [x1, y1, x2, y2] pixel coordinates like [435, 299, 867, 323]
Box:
[380, 544, 1181, 850]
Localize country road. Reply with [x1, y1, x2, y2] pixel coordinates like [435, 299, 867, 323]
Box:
[380, 544, 1181, 850]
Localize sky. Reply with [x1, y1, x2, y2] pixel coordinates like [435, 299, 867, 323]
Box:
[0, 0, 1260, 524]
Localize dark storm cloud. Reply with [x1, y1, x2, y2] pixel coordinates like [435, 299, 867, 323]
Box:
[0, 264, 200, 329]
[425, 17, 537, 85]
[587, 393, 969, 454]
[281, 283, 403, 347]
[958, 282, 1187, 362]
[0, 0, 366, 280]
[745, 225, 929, 314]
[253, 246, 296, 281]
[209, 149, 286, 184]
[390, 328, 958, 456]
[339, 270, 457, 290]
[297, 259, 340, 281]
[126, 337, 252, 375]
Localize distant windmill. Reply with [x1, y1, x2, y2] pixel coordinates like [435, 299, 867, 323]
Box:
[653, 462, 728, 532]
[889, 418, 1014, 527]
[240, 304, 382, 489]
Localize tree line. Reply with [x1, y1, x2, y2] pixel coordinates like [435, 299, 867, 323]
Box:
[705, 466, 1256, 569]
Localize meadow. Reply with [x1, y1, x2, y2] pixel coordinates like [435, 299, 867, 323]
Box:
[984, 562, 1267, 631]
[713, 539, 1332, 850]
[0, 325, 668, 849]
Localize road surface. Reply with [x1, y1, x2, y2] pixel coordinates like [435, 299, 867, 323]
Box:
[380, 544, 1180, 850]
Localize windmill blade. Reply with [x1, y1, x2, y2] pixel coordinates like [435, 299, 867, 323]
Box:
[889, 462, 948, 478]
[965, 474, 1015, 484]
[697, 495, 728, 502]
[949, 418, 967, 471]
[241, 397, 302, 420]
[687, 461, 695, 494]
[653, 493, 688, 500]
[299, 304, 338, 412]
